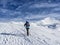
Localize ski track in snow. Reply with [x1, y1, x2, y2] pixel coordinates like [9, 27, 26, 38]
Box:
[0, 21, 60, 45]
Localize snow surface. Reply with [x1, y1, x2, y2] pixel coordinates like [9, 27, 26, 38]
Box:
[0, 17, 60, 45]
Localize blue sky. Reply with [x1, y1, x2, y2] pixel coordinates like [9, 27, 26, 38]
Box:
[0, 0, 60, 21]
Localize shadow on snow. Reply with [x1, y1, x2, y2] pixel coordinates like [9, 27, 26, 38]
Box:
[0, 33, 32, 43]
[0, 33, 25, 37]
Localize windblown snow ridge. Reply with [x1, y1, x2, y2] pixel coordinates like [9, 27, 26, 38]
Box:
[0, 17, 60, 45]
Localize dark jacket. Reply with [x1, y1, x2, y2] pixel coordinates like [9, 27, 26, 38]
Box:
[24, 21, 30, 29]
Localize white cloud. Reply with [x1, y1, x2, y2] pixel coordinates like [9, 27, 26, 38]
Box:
[47, 13, 60, 17]
[30, 3, 60, 8]
[53, 7, 60, 11]
[25, 15, 46, 20]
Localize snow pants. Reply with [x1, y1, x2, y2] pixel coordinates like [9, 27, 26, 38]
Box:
[26, 28, 29, 36]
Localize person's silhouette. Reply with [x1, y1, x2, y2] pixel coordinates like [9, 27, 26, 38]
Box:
[24, 21, 30, 36]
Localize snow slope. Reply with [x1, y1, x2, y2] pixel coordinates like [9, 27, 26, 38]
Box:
[0, 17, 60, 45]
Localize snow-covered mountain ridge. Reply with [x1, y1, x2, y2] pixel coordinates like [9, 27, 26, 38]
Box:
[0, 17, 60, 45]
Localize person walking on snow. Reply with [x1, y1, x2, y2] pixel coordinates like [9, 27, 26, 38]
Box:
[24, 21, 30, 36]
